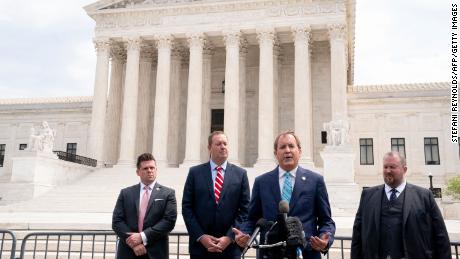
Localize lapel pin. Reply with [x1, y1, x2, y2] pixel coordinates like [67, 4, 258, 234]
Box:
[301, 176, 306, 181]
[156, 187, 160, 191]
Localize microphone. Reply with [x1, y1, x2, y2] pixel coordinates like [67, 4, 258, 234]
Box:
[242, 218, 270, 255]
[285, 217, 306, 248]
[278, 200, 289, 217]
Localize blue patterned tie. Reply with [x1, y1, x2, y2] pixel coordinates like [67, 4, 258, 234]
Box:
[282, 172, 293, 203]
[390, 188, 397, 202]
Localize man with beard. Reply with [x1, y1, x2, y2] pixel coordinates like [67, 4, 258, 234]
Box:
[351, 151, 451, 259]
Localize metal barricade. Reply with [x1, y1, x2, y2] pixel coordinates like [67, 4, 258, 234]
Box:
[0, 229, 16, 259]
[452, 241, 460, 259]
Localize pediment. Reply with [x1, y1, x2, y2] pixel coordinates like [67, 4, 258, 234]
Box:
[84, 0, 231, 12]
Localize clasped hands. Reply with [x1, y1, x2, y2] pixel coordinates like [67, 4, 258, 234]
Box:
[232, 228, 330, 252]
[199, 234, 232, 253]
[126, 232, 147, 256]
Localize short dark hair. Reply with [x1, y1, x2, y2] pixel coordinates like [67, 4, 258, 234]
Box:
[208, 131, 226, 146]
[273, 130, 302, 150]
[383, 151, 406, 166]
[136, 153, 156, 169]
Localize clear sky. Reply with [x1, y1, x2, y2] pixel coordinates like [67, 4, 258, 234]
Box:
[0, 0, 451, 98]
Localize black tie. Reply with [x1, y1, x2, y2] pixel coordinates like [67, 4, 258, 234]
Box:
[390, 188, 397, 202]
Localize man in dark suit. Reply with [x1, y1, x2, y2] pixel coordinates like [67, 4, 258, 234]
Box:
[182, 131, 250, 259]
[112, 153, 177, 259]
[351, 151, 451, 259]
[234, 131, 336, 259]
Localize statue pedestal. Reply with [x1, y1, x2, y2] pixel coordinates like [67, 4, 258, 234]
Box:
[10, 151, 93, 199]
[320, 146, 361, 215]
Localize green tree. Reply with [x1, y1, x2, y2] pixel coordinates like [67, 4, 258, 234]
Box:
[446, 177, 460, 200]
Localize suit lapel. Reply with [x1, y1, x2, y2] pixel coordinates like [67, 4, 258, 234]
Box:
[134, 184, 141, 218]
[219, 163, 234, 201]
[372, 185, 384, 239]
[289, 168, 306, 213]
[403, 183, 413, 227]
[269, 168, 282, 203]
[204, 163, 215, 201]
[146, 182, 161, 215]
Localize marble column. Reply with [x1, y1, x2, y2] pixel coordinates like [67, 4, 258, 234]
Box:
[255, 27, 276, 167]
[152, 34, 173, 168]
[168, 48, 183, 166]
[238, 40, 248, 166]
[200, 45, 214, 162]
[88, 39, 110, 165]
[136, 45, 154, 156]
[181, 32, 205, 167]
[104, 44, 125, 165]
[117, 37, 141, 166]
[223, 30, 241, 164]
[292, 24, 314, 167]
[328, 24, 348, 120]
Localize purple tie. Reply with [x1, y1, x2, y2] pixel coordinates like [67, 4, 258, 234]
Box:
[138, 186, 150, 232]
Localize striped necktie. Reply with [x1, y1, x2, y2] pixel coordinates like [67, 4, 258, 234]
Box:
[214, 166, 224, 203]
[281, 172, 293, 203]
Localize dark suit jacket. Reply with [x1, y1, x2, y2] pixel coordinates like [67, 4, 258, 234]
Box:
[182, 162, 250, 257]
[246, 166, 336, 259]
[351, 183, 451, 259]
[112, 182, 177, 259]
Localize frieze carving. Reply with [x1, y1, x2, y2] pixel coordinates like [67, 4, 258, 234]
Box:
[93, 1, 345, 33]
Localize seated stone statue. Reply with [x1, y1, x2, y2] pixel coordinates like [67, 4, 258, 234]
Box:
[323, 119, 350, 146]
[26, 121, 56, 153]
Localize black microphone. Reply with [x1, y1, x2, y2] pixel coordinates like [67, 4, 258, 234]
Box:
[242, 218, 269, 255]
[285, 216, 306, 248]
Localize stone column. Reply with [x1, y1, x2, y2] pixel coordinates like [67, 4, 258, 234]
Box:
[181, 33, 205, 167]
[239, 40, 248, 166]
[273, 41, 280, 138]
[328, 24, 348, 120]
[200, 45, 214, 162]
[117, 37, 141, 166]
[223, 30, 241, 164]
[168, 48, 183, 166]
[152, 35, 173, 168]
[136, 45, 154, 156]
[88, 39, 110, 165]
[104, 44, 125, 165]
[292, 24, 314, 167]
[255, 28, 276, 167]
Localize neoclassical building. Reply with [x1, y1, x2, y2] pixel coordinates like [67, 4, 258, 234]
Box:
[0, 0, 457, 187]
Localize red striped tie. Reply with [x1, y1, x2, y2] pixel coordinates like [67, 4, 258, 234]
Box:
[214, 166, 224, 203]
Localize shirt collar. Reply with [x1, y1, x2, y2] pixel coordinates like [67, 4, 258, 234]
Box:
[385, 181, 406, 194]
[278, 166, 298, 179]
[210, 160, 228, 171]
[140, 181, 156, 190]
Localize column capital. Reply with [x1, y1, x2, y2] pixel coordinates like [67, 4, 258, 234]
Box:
[291, 24, 311, 46]
[256, 27, 275, 45]
[110, 43, 126, 62]
[223, 29, 241, 47]
[240, 39, 249, 56]
[155, 34, 174, 49]
[125, 37, 142, 52]
[203, 44, 215, 57]
[328, 24, 347, 41]
[93, 38, 111, 52]
[187, 32, 206, 49]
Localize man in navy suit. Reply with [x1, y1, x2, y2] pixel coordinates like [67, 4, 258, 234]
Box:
[182, 131, 250, 259]
[234, 131, 335, 259]
[351, 151, 451, 259]
[112, 153, 177, 259]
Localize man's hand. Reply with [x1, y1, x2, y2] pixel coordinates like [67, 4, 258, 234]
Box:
[132, 244, 147, 256]
[126, 232, 143, 248]
[232, 228, 250, 248]
[199, 234, 221, 253]
[215, 236, 232, 251]
[310, 232, 330, 252]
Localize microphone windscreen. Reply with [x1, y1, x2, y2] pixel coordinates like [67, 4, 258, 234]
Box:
[255, 218, 267, 228]
[279, 200, 289, 214]
[285, 217, 306, 247]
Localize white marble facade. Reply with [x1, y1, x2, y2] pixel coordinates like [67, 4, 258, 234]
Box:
[0, 0, 457, 186]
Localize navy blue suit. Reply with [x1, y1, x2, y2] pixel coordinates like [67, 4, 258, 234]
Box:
[246, 166, 335, 259]
[182, 162, 250, 258]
